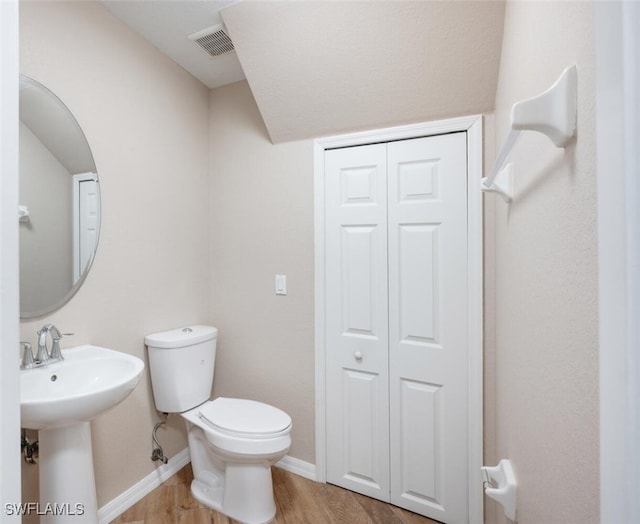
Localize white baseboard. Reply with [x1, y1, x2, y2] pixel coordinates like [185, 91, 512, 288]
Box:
[98, 447, 190, 524]
[275, 455, 317, 481]
[98, 450, 317, 523]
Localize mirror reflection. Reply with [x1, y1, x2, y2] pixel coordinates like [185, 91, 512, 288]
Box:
[19, 75, 101, 318]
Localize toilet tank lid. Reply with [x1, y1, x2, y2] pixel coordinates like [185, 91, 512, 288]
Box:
[144, 325, 217, 349]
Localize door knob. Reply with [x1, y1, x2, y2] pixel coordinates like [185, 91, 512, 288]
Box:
[354, 351, 363, 361]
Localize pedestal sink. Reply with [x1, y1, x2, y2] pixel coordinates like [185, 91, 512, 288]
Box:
[20, 345, 144, 523]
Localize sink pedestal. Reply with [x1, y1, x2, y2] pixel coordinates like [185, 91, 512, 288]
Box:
[20, 345, 145, 522]
[39, 422, 98, 523]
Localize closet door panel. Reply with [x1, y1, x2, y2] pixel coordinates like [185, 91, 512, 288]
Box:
[388, 133, 469, 524]
[397, 223, 439, 343]
[325, 144, 390, 501]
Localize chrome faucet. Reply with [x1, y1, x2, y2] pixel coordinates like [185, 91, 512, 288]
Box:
[20, 324, 72, 370]
[35, 323, 64, 364]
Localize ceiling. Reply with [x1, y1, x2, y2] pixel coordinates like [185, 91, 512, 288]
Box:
[100, 1, 506, 144]
[100, 0, 245, 89]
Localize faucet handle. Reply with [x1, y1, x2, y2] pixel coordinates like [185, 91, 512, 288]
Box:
[20, 342, 34, 369]
[49, 332, 73, 361]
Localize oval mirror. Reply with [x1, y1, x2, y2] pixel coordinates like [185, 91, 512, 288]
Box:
[19, 75, 101, 318]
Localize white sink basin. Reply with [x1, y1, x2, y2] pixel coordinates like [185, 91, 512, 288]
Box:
[20, 344, 144, 430]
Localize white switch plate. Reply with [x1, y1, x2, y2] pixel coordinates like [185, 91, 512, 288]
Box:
[275, 274, 287, 295]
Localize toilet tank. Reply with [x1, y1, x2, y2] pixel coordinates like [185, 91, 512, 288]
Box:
[145, 325, 218, 413]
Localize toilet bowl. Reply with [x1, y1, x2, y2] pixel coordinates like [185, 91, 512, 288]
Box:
[145, 326, 292, 524]
[182, 398, 291, 523]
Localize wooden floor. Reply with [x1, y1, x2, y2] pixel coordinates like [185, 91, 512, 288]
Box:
[111, 464, 441, 524]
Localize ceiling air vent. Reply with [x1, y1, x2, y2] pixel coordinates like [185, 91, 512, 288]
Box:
[188, 24, 235, 58]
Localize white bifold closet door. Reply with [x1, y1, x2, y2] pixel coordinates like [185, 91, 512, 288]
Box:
[325, 133, 468, 524]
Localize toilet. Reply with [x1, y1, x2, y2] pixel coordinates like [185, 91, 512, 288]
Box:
[145, 325, 291, 524]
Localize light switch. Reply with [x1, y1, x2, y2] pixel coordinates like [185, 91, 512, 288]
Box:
[275, 274, 287, 295]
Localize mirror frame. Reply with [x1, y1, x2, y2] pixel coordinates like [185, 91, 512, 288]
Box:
[19, 75, 101, 319]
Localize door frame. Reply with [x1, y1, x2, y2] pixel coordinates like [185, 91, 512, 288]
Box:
[0, 0, 21, 516]
[594, 2, 640, 522]
[72, 172, 99, 282]
[314, 115, 484, 523]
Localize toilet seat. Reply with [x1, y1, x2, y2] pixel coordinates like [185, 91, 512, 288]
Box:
[182, 397, 292, 457]
[196, 397, 291, 439]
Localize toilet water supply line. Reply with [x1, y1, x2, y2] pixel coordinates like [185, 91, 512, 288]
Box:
[21, 429, 38, 465]
[151, 421, 169, 464]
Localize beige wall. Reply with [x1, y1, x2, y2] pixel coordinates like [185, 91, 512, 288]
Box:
[19, 0, 211, 508]
[490, 2, 598, 523]
[19, 122, 73, 315]
[208, 81, 316, 462]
